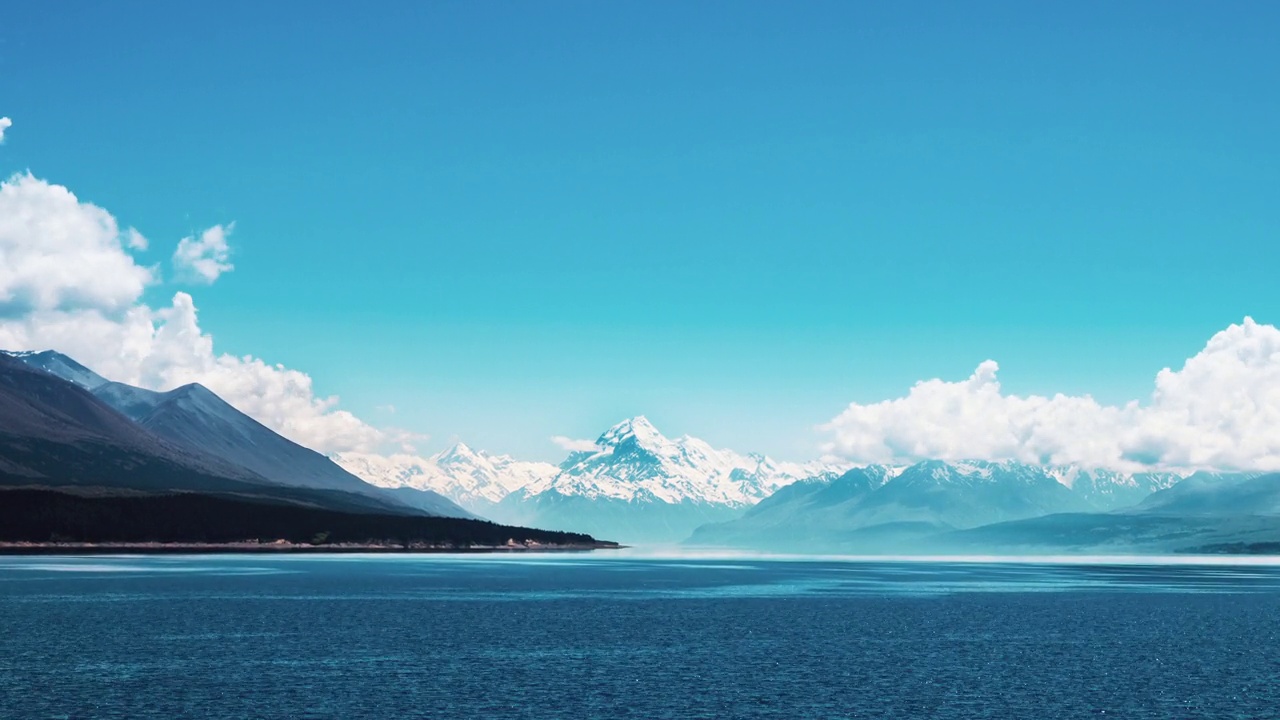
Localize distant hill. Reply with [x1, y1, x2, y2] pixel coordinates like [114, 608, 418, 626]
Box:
[686, 460, 1280, 554]
[687, 460, 1093, 550]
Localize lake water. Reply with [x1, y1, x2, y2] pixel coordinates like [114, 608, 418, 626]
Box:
[2, 552, 1279, 719]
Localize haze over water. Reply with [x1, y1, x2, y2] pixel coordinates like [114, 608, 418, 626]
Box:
[3, 554, 1279, 719]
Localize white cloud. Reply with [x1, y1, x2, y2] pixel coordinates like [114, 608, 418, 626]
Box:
[551, 435, 600, 453]
[173, 223, 234, 283]
[0, 117, 11, 144]
[821, 318, 1280, 473]
[124, 227, 149, 251]
[0, 172, 391, 454]
[0, 173, 156, 315]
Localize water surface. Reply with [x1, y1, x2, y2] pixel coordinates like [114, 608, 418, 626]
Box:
[2, 553, 1278, 718]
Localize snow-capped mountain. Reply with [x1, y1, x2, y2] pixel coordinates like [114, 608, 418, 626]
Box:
[521, 416, 841, 505]
[486, 416, 846, 543]
[336, 416, 845, 542]
[333, 443, 558, 511]
[0, 350, 108, 390]
[1047, 466, 1183, 510]
[686, 459, 1216, 551]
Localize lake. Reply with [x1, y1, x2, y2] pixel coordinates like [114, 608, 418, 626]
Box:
[2, 552, 1279, 718]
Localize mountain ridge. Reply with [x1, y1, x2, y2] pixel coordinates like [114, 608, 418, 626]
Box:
[4, 350, 469, 518]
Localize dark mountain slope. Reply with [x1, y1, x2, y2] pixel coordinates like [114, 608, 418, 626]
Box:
[0, 350, 107, 390]
[0, 355, 409, 515]
[8, 351, 469, 518]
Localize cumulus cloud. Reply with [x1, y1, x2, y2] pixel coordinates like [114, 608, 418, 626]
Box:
[173, 223, 234, 283]
[0, 172, 390, 454]
[821, 318, 1280, 473]
[551, 435, 600, 453]
[0, 117, 11, 143]
[0, 173, 156, 315]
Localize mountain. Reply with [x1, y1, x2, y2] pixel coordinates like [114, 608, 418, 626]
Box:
[333, 443, 558, 513]
[0, 353, 377, 511]
[1048, 467, 1182, 510]
[684, 465, 901, 548]
[336, 416, 843, 541]
[847, 460, 1096, 528]
[487, 416, 845, 543]
[0, 352, 254, 485]
[0, 350, 108, 390]
[93, 380, 468, 517]
[688, 458, 1280, 554]
[688, 460, 1112, 551]
[528, 416, 839, 505]
[5, 350, 469, 518]
[1131, 471, 1271, 516]
[944, 472, 1280, 554]
[0, 352, 616, 547]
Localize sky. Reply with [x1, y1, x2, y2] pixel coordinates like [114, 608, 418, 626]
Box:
[1, 2, 1278, 465]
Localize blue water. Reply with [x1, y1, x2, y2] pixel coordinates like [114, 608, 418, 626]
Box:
[3, 554, 1280, 719]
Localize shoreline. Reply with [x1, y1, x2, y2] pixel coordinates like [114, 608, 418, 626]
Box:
[0, 541, 622, 555]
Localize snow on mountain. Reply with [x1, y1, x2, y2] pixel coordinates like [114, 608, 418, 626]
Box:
[521, 416, 844, 506]
[1047, 466, 1183, 510]
[879, 459, 1187, 511]
[2, 350, 108, 390]
[333, 443, 559, 510]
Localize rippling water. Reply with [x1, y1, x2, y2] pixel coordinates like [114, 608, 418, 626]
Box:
[3, 553, 1279, 719]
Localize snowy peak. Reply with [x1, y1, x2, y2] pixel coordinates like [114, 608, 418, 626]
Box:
[854, 459, 1192, 512]
[3, 349, 108, 390]
[902, 459, 1051, 486]
[339, 418, 845, 514]
[434, 441, 482, 465]
[597, 415, 665, 447]
[534, 417, 846, 506]
[334, 446, 559, 510]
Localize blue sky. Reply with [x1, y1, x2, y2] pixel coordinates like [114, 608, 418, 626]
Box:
[2, 1, 1278, 460]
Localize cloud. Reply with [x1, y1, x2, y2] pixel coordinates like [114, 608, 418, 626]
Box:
[0, 172, 391, 454]
[0, 117, 11, 143]
[173, 223, 234, 283]
[0, 173, 156, 315]
[551, 435, 600, 453]
[821, 318, 1280, 472]
[124, 228, 148, 251]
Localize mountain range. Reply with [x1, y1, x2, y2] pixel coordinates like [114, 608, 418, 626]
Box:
[335, 442, 556, 511]
[6, 348, 1279, 554]
[2, 350, 467, 518]
[686, 459, 1278, 554]
[337, 416, 844, 543]
[0, 350, 611, 549]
